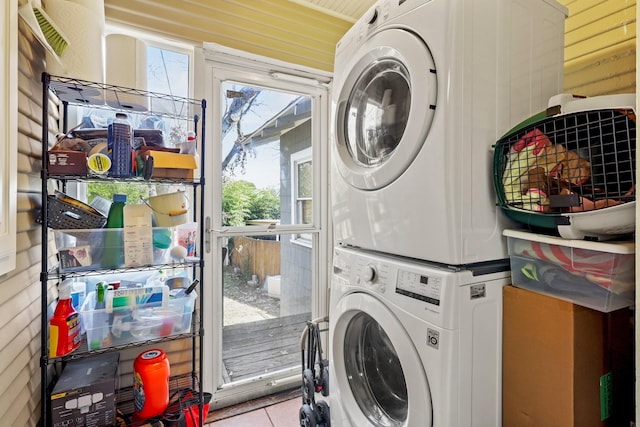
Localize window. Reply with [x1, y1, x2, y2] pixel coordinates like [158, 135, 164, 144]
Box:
[146, 45, 190, 99]
[291, 147, 312, 244]
[77, 32, 194, 204]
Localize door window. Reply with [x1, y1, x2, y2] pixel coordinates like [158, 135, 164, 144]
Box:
[345, 59, 410, 168]
[201, 48, 330, 407]
[344, 312, 408, 426]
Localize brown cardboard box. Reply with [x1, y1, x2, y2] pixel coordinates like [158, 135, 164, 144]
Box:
[48, 150, 88, 175]
[503, 285, 633, 427]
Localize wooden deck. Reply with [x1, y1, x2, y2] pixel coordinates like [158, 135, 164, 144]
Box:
[222, 312, 311, 383]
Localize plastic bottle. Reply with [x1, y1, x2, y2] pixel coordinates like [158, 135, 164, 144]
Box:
[49, 281, 82, 358]
[95, 281, 107, 309]
[90, 281, 112, 350]
[180, 131, 200, 179]
[180, 131, 197, 155]
[102, 194, 126, 268]
[109, 112, 133, 177]
[133, 349, 171, 419]
[68, 280, 86, 311]
[152, 229, 172, 264]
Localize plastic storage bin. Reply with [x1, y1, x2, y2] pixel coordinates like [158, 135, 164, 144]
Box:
[504, 229, 635, 312]
[54, 227, 174, 272]
[79, 288, 197, 350]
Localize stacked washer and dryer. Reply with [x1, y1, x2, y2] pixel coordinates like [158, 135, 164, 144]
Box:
[328, 0, 567, 426]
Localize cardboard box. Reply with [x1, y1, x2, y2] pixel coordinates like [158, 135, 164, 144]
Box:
[50, 352, 120, 427]
[503, 285, 634, 427]
[140, 149, 196, 179]
[48, 150, 88, 175]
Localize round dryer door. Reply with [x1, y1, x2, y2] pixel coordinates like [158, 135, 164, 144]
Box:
[334, 29, 437, 190]
[332, 292, 433, 427]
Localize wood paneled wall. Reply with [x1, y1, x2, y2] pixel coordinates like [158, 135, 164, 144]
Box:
[561, 0, 636, 95]
[0, 19, 53, 426]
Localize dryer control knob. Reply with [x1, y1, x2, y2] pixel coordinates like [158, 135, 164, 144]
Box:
[362, 264, 376, 283]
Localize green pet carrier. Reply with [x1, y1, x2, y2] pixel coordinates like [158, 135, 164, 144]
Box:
[493, 94, 636, 241]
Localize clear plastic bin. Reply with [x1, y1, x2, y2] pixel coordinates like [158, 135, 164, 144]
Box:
[54, 227, 174, 272]
[504, 229, 635, 312]
[79, 289, 197, 350]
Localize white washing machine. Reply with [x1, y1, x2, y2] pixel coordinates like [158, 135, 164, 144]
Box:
[331, 0, 567, 265]
[329, 246, 510, 427]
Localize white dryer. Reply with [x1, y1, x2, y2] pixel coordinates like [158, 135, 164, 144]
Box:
[331, 0, 567, 265]
[329, 246, 510, 427]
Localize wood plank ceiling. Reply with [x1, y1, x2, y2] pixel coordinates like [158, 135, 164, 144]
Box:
[103, 0, 358, 72]
[289, 0, 375, 22]
[103, 0, 635, 94]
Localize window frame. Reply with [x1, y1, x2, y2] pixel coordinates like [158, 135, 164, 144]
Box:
[0, 0, 17, 276]
[290, 146, 313, 247]
[105, 23, 195, 99]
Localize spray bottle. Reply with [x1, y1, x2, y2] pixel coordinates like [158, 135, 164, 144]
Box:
[179, 131, 197, 155]
[89, 281, 112, 350]
[49, 281, 82, 357]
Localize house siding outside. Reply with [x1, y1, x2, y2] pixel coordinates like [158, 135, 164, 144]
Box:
[280, 120, 313, 317]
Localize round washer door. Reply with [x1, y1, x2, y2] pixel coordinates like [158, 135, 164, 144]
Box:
[334, 29, 437, 190]
[332, 292, 433, 427]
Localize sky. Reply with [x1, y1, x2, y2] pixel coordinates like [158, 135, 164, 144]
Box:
[146, 48, 298, 189]
[220, 83, 299, 189]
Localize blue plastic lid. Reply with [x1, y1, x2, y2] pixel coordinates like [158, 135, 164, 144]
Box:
[113, 194, 127, 203]
[153, 229, 172, 249]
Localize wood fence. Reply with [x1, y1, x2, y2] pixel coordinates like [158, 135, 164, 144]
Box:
[229, 236, 281, 284]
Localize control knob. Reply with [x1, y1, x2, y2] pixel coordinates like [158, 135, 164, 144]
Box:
[362, 264, 376, 283]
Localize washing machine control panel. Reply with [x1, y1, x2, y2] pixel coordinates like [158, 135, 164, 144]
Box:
[396, 270, 442, 306]
[334, 247, 446, 302]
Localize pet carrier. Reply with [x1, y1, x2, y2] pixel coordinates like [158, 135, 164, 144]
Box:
[494, 94, 636, 240]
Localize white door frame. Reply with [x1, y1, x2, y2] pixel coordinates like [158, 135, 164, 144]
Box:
[195, 43, 332, 408]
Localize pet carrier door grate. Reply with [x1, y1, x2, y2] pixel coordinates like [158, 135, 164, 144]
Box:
[494, 95, 636, 240]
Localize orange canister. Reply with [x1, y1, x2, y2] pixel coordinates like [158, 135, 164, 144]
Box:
[133, 349, 170, 419]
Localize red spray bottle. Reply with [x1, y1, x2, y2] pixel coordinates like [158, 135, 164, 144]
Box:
[49, 281, 81, 357]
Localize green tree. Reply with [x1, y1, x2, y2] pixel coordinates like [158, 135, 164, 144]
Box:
[88, 182, 150, 206]
[222, 180, 255, 226]
[249, 187, 280, 221]
[222, 179, 280, 226]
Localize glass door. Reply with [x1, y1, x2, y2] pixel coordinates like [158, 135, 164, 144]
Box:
[199, 48, 330, 407]
[219, 83, 313, 385]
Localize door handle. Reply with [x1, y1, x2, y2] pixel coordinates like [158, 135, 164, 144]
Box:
[205, 216, 211, 253]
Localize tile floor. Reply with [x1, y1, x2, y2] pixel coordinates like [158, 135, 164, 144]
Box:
[207, 398, 300, 427]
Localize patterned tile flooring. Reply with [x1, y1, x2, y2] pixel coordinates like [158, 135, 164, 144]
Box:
[207, 398, 300, 427]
